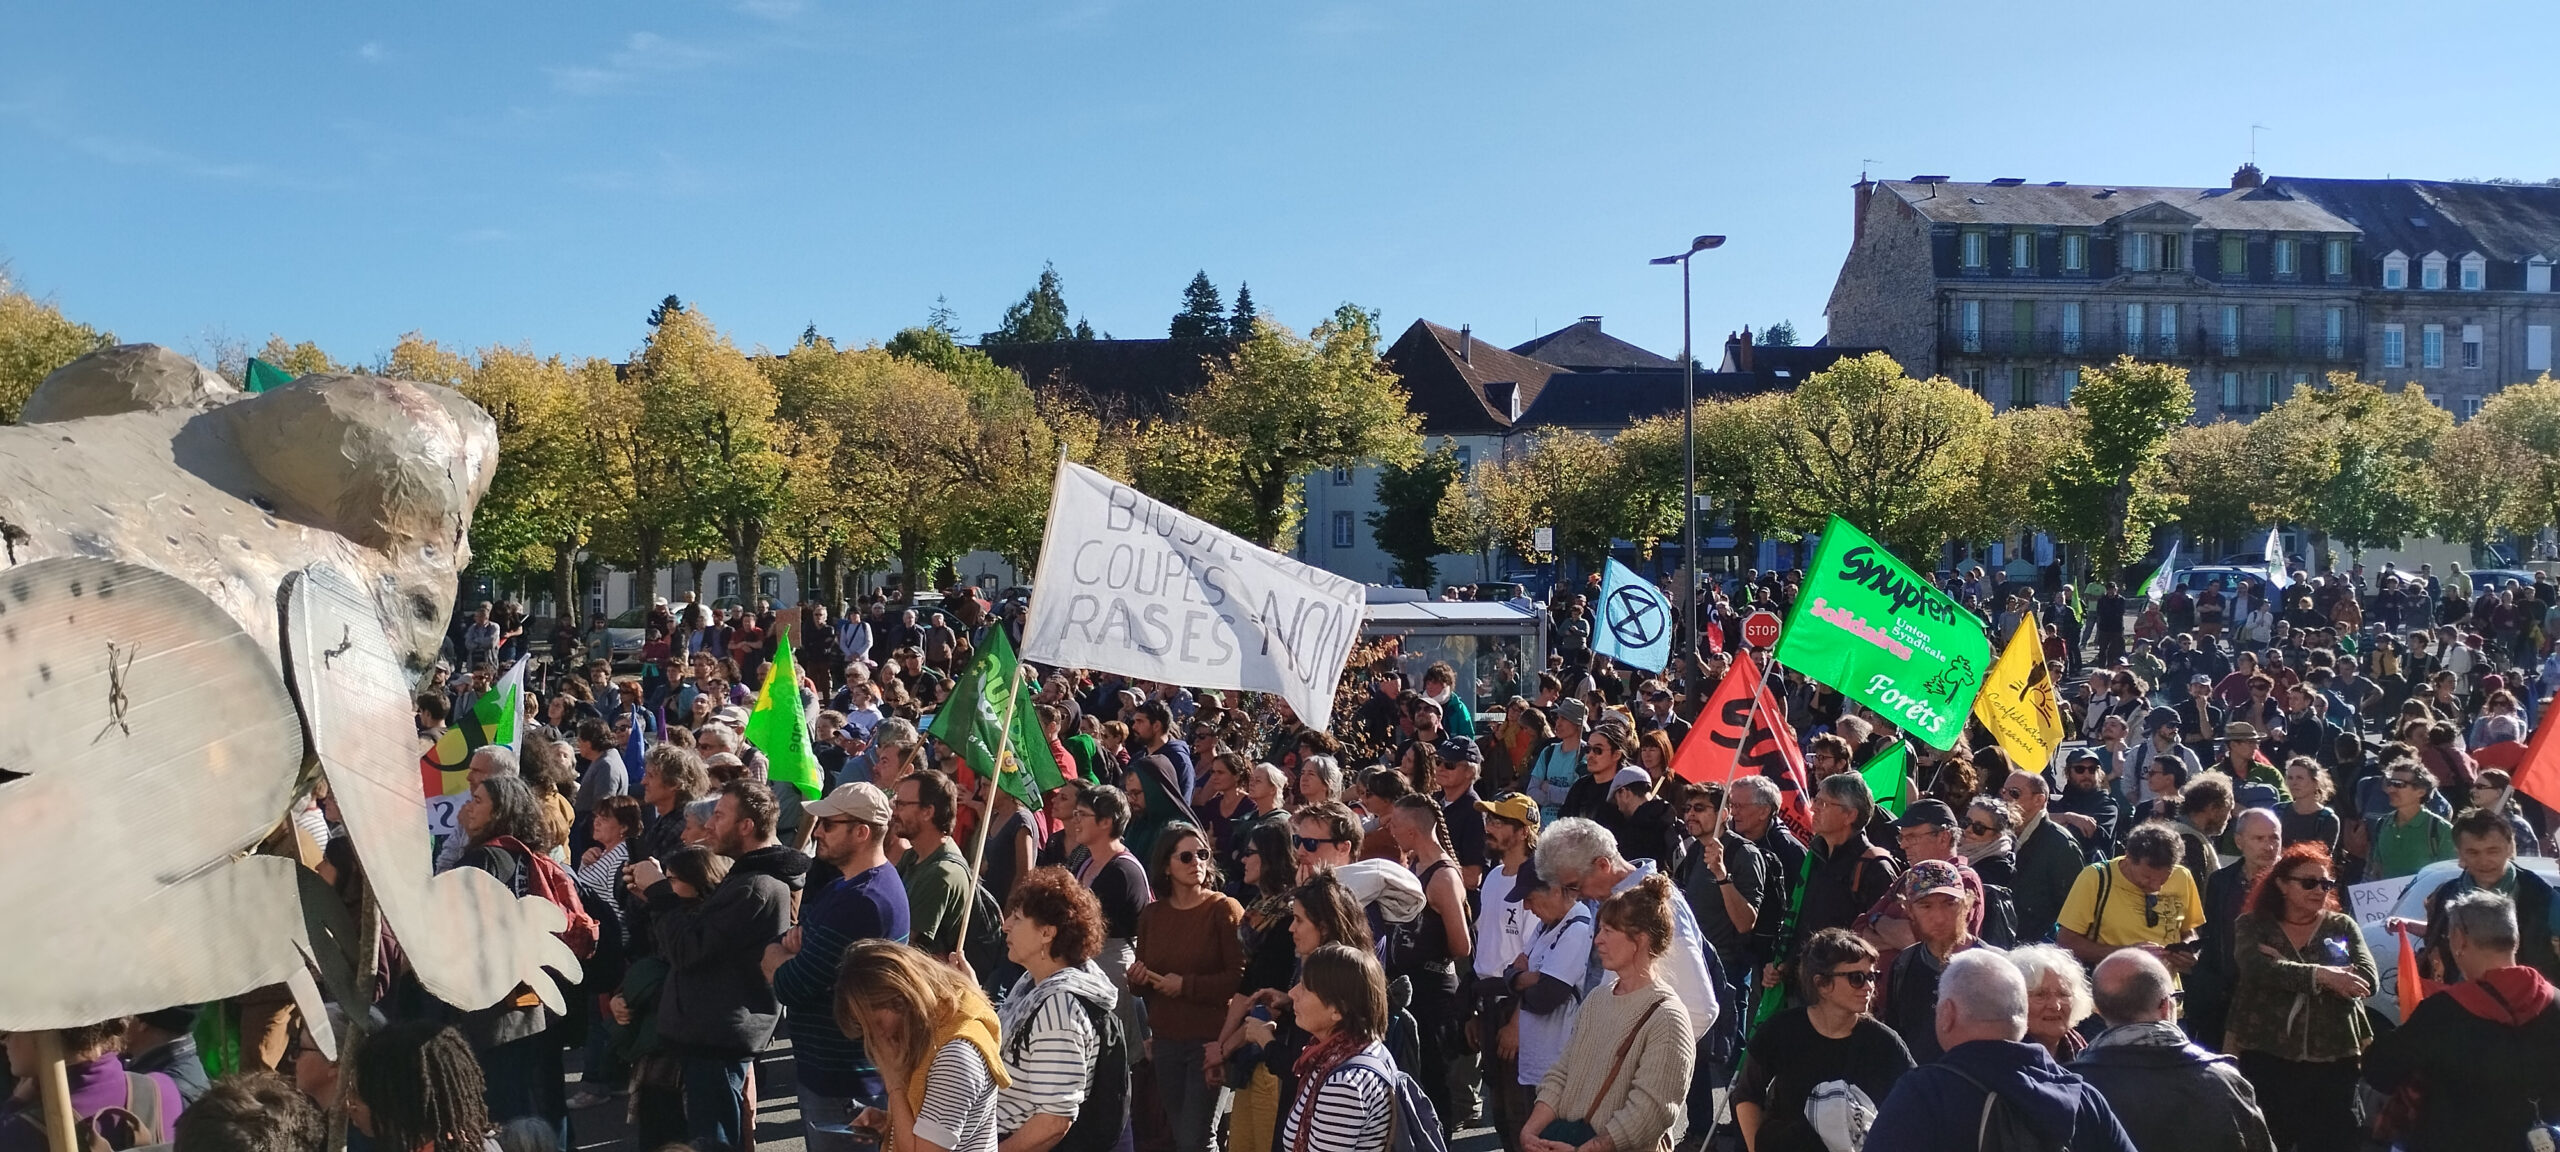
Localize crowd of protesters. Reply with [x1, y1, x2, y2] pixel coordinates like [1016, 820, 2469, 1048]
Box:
[13, 557, 2560, 1152]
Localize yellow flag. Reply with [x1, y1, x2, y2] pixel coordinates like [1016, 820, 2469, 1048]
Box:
[1973, 611, 2064, 771]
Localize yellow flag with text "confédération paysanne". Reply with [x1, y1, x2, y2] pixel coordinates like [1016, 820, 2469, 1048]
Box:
[1973, 611, 2063, 772]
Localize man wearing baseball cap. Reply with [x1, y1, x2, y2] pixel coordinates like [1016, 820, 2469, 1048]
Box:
[764, 782, 908, 1145]
[1856, 800, 1986, 958]
[2176, 673, 2227, 756]
[1471, 792, 1541, 1148]
[1877, 860, 1982, 1062]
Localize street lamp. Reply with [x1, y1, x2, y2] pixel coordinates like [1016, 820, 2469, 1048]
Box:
[1650, 235, 1725, 660]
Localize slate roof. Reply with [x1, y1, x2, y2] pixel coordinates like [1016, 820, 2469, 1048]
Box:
[2271, 177, 2560, 263]
[1381, 319, 1569, 435]
[980, 336, 1233, 420]
[1509, 369, 1780, 433]
[1881, 180, 2357, 233]
[1718, 342, 1890, 384]
[1509, 317, 1677, 371]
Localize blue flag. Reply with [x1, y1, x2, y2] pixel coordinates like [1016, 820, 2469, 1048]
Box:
[1592, 558, 1673, 673]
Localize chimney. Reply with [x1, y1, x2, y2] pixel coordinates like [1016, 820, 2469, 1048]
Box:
[2232, 162, 2264, 189]
[1579, 315, 1603, 329]
[1738, 326, 1754, 373]
[1853, 176, 1876, 245]
[1459, 324, 1472, 364]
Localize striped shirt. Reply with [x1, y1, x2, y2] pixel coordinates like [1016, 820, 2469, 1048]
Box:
[1278, 1042, 1393, 1152]
[993, 967, 1106, 1133]
[912, 1039, 999, 1152]
[573, 841, 628, 922]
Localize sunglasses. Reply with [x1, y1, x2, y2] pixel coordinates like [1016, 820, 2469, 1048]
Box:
[2385, 778, 2421, 790]
[1818, 969, 1877, 988]
[2281, 874, 2339, 892]
[2141, 892, 2162, 929]
[1684, 804, 1716, 815]
[1175, 850, 1206, 864]
[1966, 822, 1999, 836]
[2001, 788, 2028, 800]
[2069, 763, 2099, 774]
[1293, 835, 1345, 853]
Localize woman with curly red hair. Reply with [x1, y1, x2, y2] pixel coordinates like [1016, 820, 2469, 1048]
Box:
[2225, 842, 2378, 1152]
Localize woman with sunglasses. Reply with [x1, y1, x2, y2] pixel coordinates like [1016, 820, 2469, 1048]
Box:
[1957, 796, 2020, 890]
[1227, 871, 1372, 1151]
[2226, 843, 2375, 1152]
[2133, 756, 2191, 826]
[1729, 927, 1910, 1152]
[1130, 824, 1245, 1152]
[1215, 822, 1300, 1152]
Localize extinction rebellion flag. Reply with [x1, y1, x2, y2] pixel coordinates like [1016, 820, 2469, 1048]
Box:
[1773, 517, 1991, 750]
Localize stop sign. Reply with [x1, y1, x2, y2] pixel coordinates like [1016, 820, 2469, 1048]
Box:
[1741, 610, 1782, 649]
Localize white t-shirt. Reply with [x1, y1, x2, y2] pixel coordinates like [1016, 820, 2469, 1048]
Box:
[912, 1038, 999, 1152]
[1516, 907, 1595, 1087]
[1474, 862, 1530, 979]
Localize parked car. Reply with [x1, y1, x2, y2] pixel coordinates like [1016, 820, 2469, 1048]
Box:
[2173, 565, 2274, 593]
[2465, 567, 2542, 592]
[2360, 856, 2560, 1023]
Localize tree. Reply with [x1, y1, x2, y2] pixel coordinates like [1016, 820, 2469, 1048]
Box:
[1953, 403, 2080, 548]
[2251, 375, 2450, 562]
[640, 308, 787, 595]
[1169, 272, 1225, 339]
[1764, 352, 1993, 562]
[2474, 374, 2560, 538]
[982, 263, 1075, 345]
[2036, 358, 2194, 580]
[1229, 283, 1258, 339]
[1462, 431, 1625, 568]
[925, 296, 960, 337]
[1369, 445, 1463, 587]
[2425, 418, 2538, 554]
[1757, 321, 1799, 347]
[2163, 421, 2271, 544]
[646, 295, 685, 328]
[0, 271, 113, 423]
[252, 336, 341, 378]
[451, 340, 614, 617]
[1160, 304, 1421, 547]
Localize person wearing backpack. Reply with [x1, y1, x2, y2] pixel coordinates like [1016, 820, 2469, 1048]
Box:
[1280, 943, 1442, 1152]
[1864, 949, 2137, 1152]
[2070, 950, 2273, 1152]
[992, 868, 1128, 1152]
[444, 773, 574, 1140]
[1521, 873, 1694, 1152]
[0, 1020, 184, 1152]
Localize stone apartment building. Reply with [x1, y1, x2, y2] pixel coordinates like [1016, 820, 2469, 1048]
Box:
[1827, 166, 2560, 419]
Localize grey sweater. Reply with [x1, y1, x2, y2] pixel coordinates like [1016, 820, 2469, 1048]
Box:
[1537, 977, 1694, 1152]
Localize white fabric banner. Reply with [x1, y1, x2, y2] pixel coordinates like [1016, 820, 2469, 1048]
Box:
[1023, 460, 1366, 731]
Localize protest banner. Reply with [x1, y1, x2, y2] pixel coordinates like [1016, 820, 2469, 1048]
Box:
[1592, 558, 1671, 672]
[420, 656, 523, 838]
[1773, 517, 1990, 750]
[2347, 876, 2415, 930]
[1023, 458, 1365, 730]
[1973, 612, 2064, 771]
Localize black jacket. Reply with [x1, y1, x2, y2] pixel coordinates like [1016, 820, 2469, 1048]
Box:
[2069, 1029, 2273, 1152]
[647, 844, 809, 1057]
[2011, 816, 2084, 943]
[1785, 831, 1897, 965]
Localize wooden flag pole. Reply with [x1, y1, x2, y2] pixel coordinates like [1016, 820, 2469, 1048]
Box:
[32, 1030, 76, 1152]
[950, 651, 1029, 954]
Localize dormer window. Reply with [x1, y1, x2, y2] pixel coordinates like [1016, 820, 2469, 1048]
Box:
[2461, 253, 2486, 291]
[2532, 256, 2554, 293]
[2119, 231, 2184, 272]
[2382, 251, 2409, 289]
[2422, 252, 2447, 290]
[1961, 231, 1988, 269]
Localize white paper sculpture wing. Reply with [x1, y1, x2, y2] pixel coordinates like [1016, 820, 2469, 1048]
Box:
[0, 558, 311, 1030]
[284, 563, 578, 1012]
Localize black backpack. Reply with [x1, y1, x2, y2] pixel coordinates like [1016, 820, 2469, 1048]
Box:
[1938, 1064, 2068, 1152]
[1976, 881, 2022, 948]
[1005, 988, 1127, 1152]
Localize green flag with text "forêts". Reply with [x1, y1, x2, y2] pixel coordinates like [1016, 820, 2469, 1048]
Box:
[1772, 517, 1991, 751]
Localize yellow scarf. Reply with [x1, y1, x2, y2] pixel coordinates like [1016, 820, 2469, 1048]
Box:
[902, 991, 1011, 1109]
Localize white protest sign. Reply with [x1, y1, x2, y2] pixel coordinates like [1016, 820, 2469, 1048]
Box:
[1024, 459, 1365, 731]
[2348, 876, 2414, 929]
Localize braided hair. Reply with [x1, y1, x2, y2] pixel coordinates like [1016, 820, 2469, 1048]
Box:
[348, 1018, 490, 1152]
[1392, 792, 1456, 862]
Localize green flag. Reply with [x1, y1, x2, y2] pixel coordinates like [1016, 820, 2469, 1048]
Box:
[744, 629, 824, 801]
[1773, 517, 1991, 751]
[1858, 741, 1910, 818]
[244, 357, 295, 393]
[929, 627, 1064, 805]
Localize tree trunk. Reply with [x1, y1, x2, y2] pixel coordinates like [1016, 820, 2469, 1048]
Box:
[822, 542, 845, 610]
[687, 557, 710, 602]
[551, 542, 578, 626]
[730, 518, 764, 605]
[632, 528, 662, 618]
[899, 528, 925, 604]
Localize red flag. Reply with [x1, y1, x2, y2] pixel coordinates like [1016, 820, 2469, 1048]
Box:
[1670, 654, 1813, 836]
[1702, 616, 1725, 656]
[2508, 712, 2560, 813]
[2395, 921, 2427, 1025]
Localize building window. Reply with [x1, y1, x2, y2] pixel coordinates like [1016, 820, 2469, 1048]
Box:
[1960, 300, 1983, 352]
[758, 572, 782, 598]
[2383, 252, 2409, 289]
[2011, 300, 2035, 353]
[2220, 371, 2241, 409]
[2120, 233, 2155, 272]
[2063, 233, 2087, 272]
[2461, 253, 2485, 291]
[2009, 367, 2035, 409]
[2156, 304, 2179, 355]
[2422, 253, 2447, 290]
[2261, 371, 2282, 407]
[2011, 232, 2035, 275]
[2291, 371, 2311, 396]
[2531, 257, 2554, 294]
[1330, 511, 1354, 548]
[1330, 465, 1352, 486]
[2274, 306, 2296, 356]
[2220, 305, 2241, 356]
[1961, 231, 1987, 269]
[1452, 446, 1472, 473]
[2466, 395, 2487, 418]
[2528, 325, 2552, 372]
[2383, 324, 2406, 367]
[1960, 368, 1985, 395]
[2061, 302, 2083, 354]
[2422, 324, 2444, 368]
[2326, 238, 2350, 279]
[2463, 324, 2484, 369]
[2273, 238, 2296, 277]
[2160, 234, 2185, 272]
[2325, 308, 2346, 359]
[2060, 367, 2082, 399]
[718, 572, 740, 599]
[2124, 303, 2146, 354]
[2221, 235, 2247, 276]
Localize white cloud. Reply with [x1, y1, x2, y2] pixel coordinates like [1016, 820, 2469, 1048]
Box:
[547, 31, 726, 94]
[358, 41, 385, 62]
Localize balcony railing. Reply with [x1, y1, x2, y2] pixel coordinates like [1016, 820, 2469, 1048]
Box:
[1943, 330, 2362, 362]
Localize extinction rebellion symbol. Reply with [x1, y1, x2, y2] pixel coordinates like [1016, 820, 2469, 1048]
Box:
[1605, 585, 1667, 649]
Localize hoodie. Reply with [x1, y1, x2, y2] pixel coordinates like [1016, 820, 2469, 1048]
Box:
[2365, 965, 2560, 1152]
[1864, 1039, 2138, 1152]
[648, 843, 810, 1057]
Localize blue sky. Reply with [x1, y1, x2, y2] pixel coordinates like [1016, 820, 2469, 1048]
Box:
[5, 1, 2554, 368]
